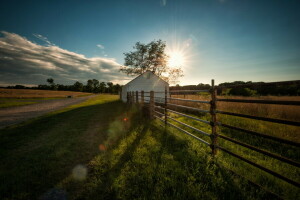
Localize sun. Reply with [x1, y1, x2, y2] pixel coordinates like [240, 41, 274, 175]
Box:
[167, 51, 185, 68]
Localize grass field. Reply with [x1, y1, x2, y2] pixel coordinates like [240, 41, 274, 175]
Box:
[166, 94, 300, 198]
[170, 95, 300, 141]
[0, 100, 37, 108]
[0, 95, 127, 199]
[0, 88, 93, 108]
[0, 88, 92, 99]
[0, 94, 299, 199]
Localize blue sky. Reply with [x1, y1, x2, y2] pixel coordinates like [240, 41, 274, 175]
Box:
[0, 0, 299, 85]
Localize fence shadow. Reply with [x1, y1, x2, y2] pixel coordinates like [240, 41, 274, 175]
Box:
[0, 99, 140, 200]
[148, 123, 280, 200]
[80, 123, 149, 199]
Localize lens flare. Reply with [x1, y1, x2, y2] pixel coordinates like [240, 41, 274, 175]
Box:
[165, 36, 195, 71]
[168, 51, 185, 68]
[40, 188, 67, 200]
[72, 164, 87, 181]
[99, 144, 106, 151]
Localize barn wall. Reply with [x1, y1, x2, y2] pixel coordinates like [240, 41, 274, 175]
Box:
[121, 72, 169, 102]
[121, 85, 128, 102]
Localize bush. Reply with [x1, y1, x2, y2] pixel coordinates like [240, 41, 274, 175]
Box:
[228, 88, 257, 96]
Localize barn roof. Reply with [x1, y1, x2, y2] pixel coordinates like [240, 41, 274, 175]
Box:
[124, 71, 169, 86]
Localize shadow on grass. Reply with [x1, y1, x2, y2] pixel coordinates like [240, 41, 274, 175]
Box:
[38, 111, 282, 200]
[146, 124, 280, 200]
[1, 99, 283, 200]
[0, 99, 140, 200]
[81, 124, 149, 199]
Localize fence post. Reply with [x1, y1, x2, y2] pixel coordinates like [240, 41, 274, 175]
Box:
[165, 86, 167, 126]
[131, 91, 135, 103]
[210, 79, 218, 156]
[136, 91, 139, 104]
[141, 90, 144, 104]
[127, 92, 129, 103]
[150, 91, 154, 119]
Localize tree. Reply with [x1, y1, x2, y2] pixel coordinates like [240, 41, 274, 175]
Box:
[112, 84, 121, 94]
[73, 81, 84, 92]
[86, 79, 93, 92]
[46, 78, 57, 90]
[120, 40, 183, 84]
[107, 82, 113, 93]
[99, 82, 106, 93]
[92, 79, 99, 93]
[47, 78, 54, 85]
[228, 88, 257, 96]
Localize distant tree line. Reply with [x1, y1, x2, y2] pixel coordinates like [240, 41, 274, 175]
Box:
[4, 78, 122, 94]
[171, 81, 300, 96]
[171, 83, 211, 91]
[4, 80, 299, 96]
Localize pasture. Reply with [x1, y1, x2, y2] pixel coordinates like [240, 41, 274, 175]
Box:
[0, 88, 92, 99]
[0, 100, 37, 108]
[0, 88, 93, 108]
[162, 94, 300, 199]
[0, 94, 299, 199]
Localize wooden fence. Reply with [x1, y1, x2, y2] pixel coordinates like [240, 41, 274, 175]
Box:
[126, 79, 300, 193]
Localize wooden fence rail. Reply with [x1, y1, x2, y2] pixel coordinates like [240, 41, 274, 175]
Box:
[126, 79, 300, 191]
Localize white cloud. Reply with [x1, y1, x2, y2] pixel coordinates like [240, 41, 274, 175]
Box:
[33, 33, 55, 46]
[97, 44, 105, 49]
[0, 31, 130, 85]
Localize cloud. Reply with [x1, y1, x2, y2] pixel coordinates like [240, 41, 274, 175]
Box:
[160, 0, 167, 6]
[33, 33, 55, 46]
[97, 44, 105, 49]
[0, 31, 130, 86]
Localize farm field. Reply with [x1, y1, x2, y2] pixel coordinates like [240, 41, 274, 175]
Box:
[0, 94, 299, 199]
[0, 95, 127, 199]
[0, 100, 37, 108]
[0, 88, 92, 99]
[0, 89, 93, 109]
[169, 95, 300, 141]
[165, 94, 300, 198]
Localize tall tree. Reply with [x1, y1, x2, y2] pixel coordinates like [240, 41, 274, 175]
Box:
[92, 79, 100, 93]
[107, 82, 113, 93]
[112, 84, 121, 94]
[47, 78, 54, 85]
[46, 78, 56, 90]
[99, 82, 106, 93]
[73, 81, 84, 92]
[120, 40, 183, 84]
[86, 79, 93, 92]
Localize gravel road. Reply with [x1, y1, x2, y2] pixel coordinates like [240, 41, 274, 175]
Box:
[0, 95, 96, 129]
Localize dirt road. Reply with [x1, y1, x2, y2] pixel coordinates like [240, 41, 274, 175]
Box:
[0, 95, 96, 129]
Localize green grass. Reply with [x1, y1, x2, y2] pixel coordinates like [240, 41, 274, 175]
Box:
[0, 95, 128, 199]
[156, 111, 300, 199]
[0, 97, 65, 100]
[0, 96, 298, 199]
[0, 95, 93, 108]
[0, 97, 68, 108]
[0, 101, 37, 108]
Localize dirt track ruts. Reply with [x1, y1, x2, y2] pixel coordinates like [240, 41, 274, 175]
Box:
[0, 95, 96, 129]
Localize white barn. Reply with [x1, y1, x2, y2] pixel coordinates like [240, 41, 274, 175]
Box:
[121, 71, 169, 102]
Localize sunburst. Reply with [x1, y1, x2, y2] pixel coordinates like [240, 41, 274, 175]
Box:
[167, 51, 185, 68]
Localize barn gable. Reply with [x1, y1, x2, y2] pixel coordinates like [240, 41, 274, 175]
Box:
[121, 71, 169, 102]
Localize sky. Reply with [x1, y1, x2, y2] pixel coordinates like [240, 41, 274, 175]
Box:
[0, 0, 299, 86]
